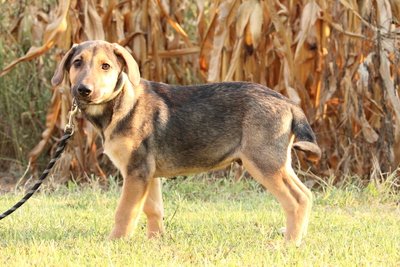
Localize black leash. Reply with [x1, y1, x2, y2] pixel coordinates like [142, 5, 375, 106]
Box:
[0, 100, 78, 220]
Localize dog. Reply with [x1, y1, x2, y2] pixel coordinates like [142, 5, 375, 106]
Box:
[51, 40, 321, 246]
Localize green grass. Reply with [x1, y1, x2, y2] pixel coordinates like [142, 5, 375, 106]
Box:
[0, 177, 399, 266]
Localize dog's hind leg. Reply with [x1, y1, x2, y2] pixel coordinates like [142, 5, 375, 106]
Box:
[241, 154, 312, 246]
[143, 178, 165, 238]
[288, 167, 312, 237]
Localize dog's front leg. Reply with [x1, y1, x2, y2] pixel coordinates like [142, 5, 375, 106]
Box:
[108, 173, 152, 239]
[143, 177, 165, 238]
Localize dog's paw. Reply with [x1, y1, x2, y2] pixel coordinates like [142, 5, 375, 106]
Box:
[279, 227, 286, 235]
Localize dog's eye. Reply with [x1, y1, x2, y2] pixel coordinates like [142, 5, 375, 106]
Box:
[102, 63, 111, 70]
[73, 59, 81, 67]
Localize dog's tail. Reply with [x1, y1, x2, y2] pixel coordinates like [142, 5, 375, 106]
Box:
[291, 106, 321, 162]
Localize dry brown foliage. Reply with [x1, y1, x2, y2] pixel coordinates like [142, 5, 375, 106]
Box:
[1, 0, 400, 184]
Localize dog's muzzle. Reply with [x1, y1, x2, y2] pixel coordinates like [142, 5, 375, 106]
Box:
[77, 84, 93, 97]
[72, 73, 127, 106]
[72, 83, 96, 104]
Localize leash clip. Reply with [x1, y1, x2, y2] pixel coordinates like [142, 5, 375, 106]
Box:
[64, 98, 79, 136]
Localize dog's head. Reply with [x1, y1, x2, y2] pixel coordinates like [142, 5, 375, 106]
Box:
[51, 40, 140, 104]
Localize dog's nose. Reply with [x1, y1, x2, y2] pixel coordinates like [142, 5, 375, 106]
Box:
[77, 84, 93, 97]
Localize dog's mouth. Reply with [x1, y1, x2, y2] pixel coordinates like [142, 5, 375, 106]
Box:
[75, 99, 93, 105]
[73, 95, 102, 105]
[72, 87, 115, 106]
[72, 94, 100, 107]
[72, 92, 93, 104]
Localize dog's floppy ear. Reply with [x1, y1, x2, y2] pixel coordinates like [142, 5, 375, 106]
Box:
[113, 43, 141, 86]
[51, 44, 78, 86]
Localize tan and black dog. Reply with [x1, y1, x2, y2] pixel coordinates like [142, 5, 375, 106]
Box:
[52, 40, 321, 246]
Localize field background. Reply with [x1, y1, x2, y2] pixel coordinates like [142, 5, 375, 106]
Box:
[1, 1, 400, 265]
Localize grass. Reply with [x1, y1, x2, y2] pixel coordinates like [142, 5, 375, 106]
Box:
[0, 176, 399, 266]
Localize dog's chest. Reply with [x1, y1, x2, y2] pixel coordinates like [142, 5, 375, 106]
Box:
[102, 137, 136, 177]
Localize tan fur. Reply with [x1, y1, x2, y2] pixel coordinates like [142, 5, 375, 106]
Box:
[52, 40, 321, 246]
